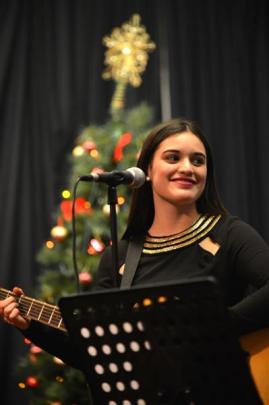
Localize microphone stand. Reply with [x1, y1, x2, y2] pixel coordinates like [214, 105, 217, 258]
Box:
[107, 185, 120, 288]
[78, 169, 145, 289]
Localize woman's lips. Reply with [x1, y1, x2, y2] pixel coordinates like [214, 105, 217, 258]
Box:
[171, 177, 196, 187]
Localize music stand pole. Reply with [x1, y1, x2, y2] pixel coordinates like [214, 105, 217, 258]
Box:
[107, 185, 119, 287]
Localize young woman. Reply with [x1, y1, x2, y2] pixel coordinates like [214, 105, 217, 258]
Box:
[1, 118, 269, 371]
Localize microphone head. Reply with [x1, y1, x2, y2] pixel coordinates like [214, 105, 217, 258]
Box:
[126, 167, 146, 188]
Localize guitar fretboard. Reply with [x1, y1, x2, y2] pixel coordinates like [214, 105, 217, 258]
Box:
[0, 288, 66, 332]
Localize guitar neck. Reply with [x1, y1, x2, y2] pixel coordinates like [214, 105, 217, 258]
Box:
[0, 288, 66, 332]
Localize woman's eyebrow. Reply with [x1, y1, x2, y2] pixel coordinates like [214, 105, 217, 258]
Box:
[192, 152, 206, 157]
[162, 149, 179, 153]
[162, 149, 206, 157]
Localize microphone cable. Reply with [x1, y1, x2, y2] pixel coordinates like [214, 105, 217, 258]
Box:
[71, 177, 82, 294]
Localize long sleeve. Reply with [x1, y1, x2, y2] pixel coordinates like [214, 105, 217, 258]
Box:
[22, 321, 85, 370]
[224, 219, 269, 334]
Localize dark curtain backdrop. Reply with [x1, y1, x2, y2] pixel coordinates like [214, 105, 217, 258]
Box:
[0, 0, 268, 403]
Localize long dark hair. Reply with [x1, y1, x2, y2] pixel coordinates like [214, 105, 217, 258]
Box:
[123, 118, 227, 239]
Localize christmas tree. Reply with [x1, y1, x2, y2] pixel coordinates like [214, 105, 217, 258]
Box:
[17, 15, 155, 404]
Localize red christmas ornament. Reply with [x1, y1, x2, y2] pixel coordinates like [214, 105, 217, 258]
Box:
[60, 198, 92, 221]
[79, 272, 92, 285]
[60, 201, 72, 221]
[89, 238, 105, 253]
[26, 376, 39, 388]
[91, 167, 104, 174]
[30, 345, 42, 354]
[75, 197, 92, 214]
[82, 140, 97, 153]
[87, 246, 96, 255]
[113, 132, 133, 162]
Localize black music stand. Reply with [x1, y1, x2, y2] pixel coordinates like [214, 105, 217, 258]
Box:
[59, 277, 262, 405]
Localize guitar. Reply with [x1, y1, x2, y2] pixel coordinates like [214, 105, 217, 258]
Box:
[0, 287, 67, 332]
[1, 287, 269, 404]
[240, 328, 269, 405]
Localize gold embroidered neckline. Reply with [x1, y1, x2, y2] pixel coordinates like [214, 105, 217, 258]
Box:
[143, 214, 221, 254]
[147, 215, 205, 242]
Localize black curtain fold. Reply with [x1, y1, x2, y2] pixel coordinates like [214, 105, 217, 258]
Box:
[0, 1, 268, 403]
[168, 0, 269, 236]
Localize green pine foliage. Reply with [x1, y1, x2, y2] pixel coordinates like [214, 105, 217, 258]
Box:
[17, 102, 154, 404]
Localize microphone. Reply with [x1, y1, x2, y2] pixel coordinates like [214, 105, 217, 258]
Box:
[79, 167, 146, 188]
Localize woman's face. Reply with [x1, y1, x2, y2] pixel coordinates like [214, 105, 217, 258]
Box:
[148, 132, 207, 210]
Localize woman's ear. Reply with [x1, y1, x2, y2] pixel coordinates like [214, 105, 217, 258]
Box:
[147, 164, 152, 181]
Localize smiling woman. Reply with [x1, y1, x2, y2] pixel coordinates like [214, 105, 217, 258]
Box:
[147, 131, 207, 235]
[1, 118, 269, 403]
[124, 118, 226, 239]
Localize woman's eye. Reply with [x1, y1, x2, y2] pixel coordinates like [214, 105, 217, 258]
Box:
[165, 154, 179, 162]
[192, 156, 205, 166]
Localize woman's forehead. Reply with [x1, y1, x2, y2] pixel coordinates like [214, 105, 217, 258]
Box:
[156, 131, 206, 153]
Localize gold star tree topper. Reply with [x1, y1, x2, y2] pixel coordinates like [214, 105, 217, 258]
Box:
[102, 14, 156, 112]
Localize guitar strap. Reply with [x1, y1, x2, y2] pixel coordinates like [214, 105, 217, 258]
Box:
[120, 236, 144, 288]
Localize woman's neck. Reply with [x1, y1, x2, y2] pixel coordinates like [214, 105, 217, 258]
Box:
[148, 205, 200, 237]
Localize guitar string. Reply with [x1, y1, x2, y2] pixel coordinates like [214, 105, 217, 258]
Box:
[0, 291, 63, 326]
[18, 303, 65, 330]
[0, 291, 60, 312]
[0, 292, 61, 316]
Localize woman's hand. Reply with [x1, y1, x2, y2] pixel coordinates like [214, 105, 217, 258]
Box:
[0, 287, 30, 330]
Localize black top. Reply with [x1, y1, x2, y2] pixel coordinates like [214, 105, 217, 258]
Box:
[23, 214, 269, 370]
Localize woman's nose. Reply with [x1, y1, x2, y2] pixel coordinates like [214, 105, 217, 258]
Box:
[178, 158, 193, 173]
